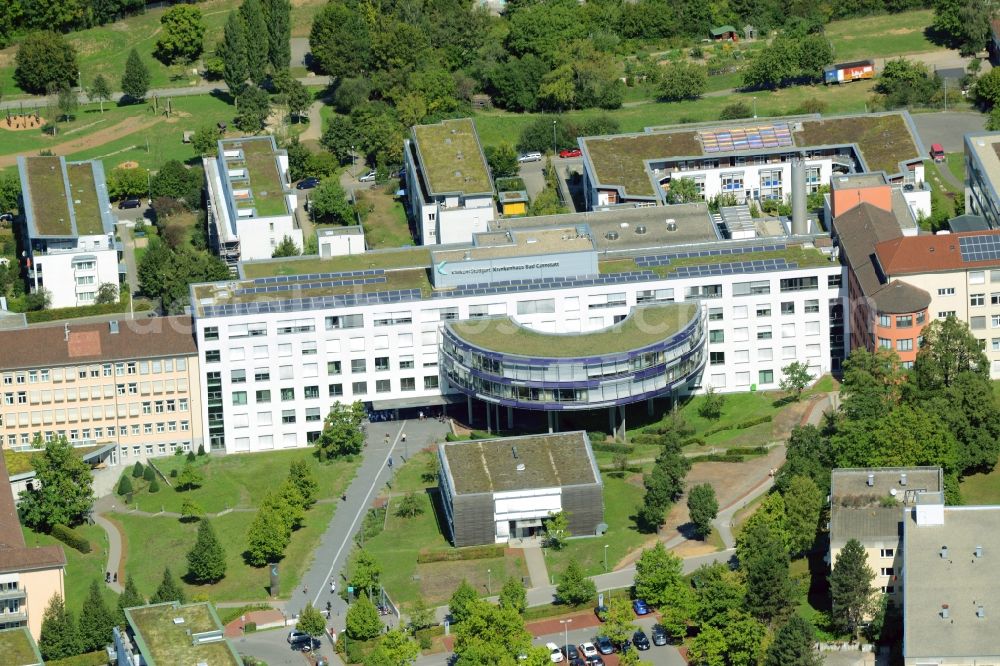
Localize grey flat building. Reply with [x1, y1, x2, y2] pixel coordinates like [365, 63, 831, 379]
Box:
[438, 431, 603, 547]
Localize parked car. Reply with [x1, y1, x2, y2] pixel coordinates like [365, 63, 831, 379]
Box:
[296, 177, 320, 190]
[585, 656, 605, 666]
[568, 658, 585, 666]
[518, 152, 542, 163]
[358, 170, 377, 182]
[595, 635, 614, 655]
[593, 604, 608, 622]
[580, 642, 598, 658]
[633, 630, 651, 651]
[930, 143, 946, 163]
[287, 629, 307, 643]
[119, 198, 142, 210]
[0, 212, 13, 223]
[289, 634, 316, 651]
[632, 598, 650, 615]
[562, 644, 580, 661]
[559, 148, 582, 158]
[546, 642, 564, 663]
[651, 624, 668, 646]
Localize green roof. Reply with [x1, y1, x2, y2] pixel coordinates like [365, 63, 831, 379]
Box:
[126, 602, 239, 666]
[224, 138, 289, 218]
[241, 246, 434, 278]
[441, 432, 599, 494]
[66, 163, 105, 236]
[412, 118, 493, 196]
[448, 302, 698, 357]
[26, 157, 73, 236]
[584, 131, 700, 197]
[0, 627, 43, 666]
[4, 445, 114, 476]
[794, 113, 919, 175]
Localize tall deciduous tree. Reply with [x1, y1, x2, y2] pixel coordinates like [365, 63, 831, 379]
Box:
[263, 0, 291, 71]
[658, 60, 707, 101]
[39, 593, 81, 660]
[634, 542, 684, 607]
[348, 549, 382, 597]
[774, 425, 833, 494]
[297, 602, 326, 638]
[220, 11, 249, 98]
[288, 459, 318, 508]
[914, 316, 989, 390]
[309, 2, 371, 77]
[88, 75, 111, 113]
[499, 577, 527, 614]
[18, 436, 93, 530]
[780, 361, 812, 400]
[151, 567, 185, 604]
[783, 475, 823, 555]
[346, 595, 383, 640]
[449, 579, 479, 624]
[368, 627, 420, 665]
[271, 235, 300, 257]
[764, 615, 823, 666]
[315, 400, 366, 460]
[603, 596, 636, 647]
[239, 0, 269, 85]
[234, 86, 271, 132]
[687, 483, 718, 539]
[122, 49, 150, 102]
[830, 538, 877, 637]
[740, 519, 796, 624]
[155, 5, 205, 64]
[14, 31, 78, 94]
[667, 177, 701, 204]
[78, 580, 115, 652]
[692, 562, 746, 626]
[187, 519, 226, 583]
[555, 558, 595, 605]
[452, 599, 535, 665]
[543, 510, 570, 549]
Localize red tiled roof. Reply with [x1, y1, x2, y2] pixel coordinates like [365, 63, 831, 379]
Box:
[875, 231, 1000, 276]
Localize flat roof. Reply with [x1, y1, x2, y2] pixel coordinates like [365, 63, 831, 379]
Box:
[126, 602, 240, 666]
[904, 506, 1000, 660]
[440, 432, 599, 495]
[967, 133, 1000, 200]
[23, 156, 73, 236]
[411, 118, 493, 196]
[0, 628, 42, 666]
[219, 137, 289, 218]
[18, 157, 115, 239]
[447, 303, 698, 357]
[830, 467, 942, 546]
[433, 227, 594, 263]
[830, 172, 888, 190]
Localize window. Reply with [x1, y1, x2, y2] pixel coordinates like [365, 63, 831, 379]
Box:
[939, 287, 956, 296]
[277, 320, 315, 335]
[972, 316, 987, 330]
[517, 299, 555, 315]
[881, 567, 895, 576]
[326, 314, 363, 330]
[254, 369, 270, 381]
[733, 280, 771, 296]
[231, 369, 246, 384]
[779, 276, 818, 292]
[939, 311, 956, 319]
[782, 345, 796, 359]
[329, 383, 343, 397]
[304, 386, 319, 399]
[351, 381, 367, 395]
[401, 378, 415, 391]
[373, 312, 413, 326]
[897, 338, 913, 352]
[439, 307, 459, 321]
[399, 356, 414, 370]
[879, 337, 892, 349]
[306, 407, 321, 422]
[780, 302, 795, 315]
[804, 299, 819, 313]
[205, 350, 220, 363]
[709, 330, 724, 343]
[232, 391, 247, 405]
[424, 376, 439, 390]
[759, 370, 774, 384]
[302, 341, 317, 356]
[686, 284, 722, 299]
[708, 308, 723, 321]
[710, 351, 725, 365]
[376, 379, 391, 393]
[281, 410, 296, 424]
[278, 344, 292, 357]
[637, 288, 674, 304]
[375, 357, 390, 371]
[896, 315, 913, 328]
[734, 350, 749, 363]
[805, 321, 820, 335]
[782, 323, 796, 337]
[881, 548, 895, 558]
[970, 271, 986, 285]
[733, 305, 748, 319]
[756, 305, 771, 317]
[733, 327, 749, 342]
[327, 361, 342, 375]
[279, 365, 294, 380]
[757, 325, 772, 340]
[758, 347, 773, 361]
[281, 388, 295, 401]
[351, 359, 367, 373]
[256, 390, 271, 403]
[916, 311, 926, 324]
[204, 326, 219, 340]
[972, 293, 986, 307]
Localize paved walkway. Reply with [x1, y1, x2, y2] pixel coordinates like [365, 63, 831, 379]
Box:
[93, 496, 124, 593]
[299, 101, 324, 144]
[521, 545, 549, 588]
[224, 609, 286, 638]
[115, 222, 140, 298]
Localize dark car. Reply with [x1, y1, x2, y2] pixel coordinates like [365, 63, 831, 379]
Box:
[594, 604, 608, 622]
[559, 148, 582, 158]
[585, 656, 605, 666]
[595, 636, 614, 655]
[296, 177, 320, 190]
[632, 598, 650, 615]
[118, 198, 142, 210]
[563, 644, 580, 661]
[651, 624, 668, 646]
[289, 634, 317, 651]
[633, 630, 651, 651]
[568, 658, 585, 666]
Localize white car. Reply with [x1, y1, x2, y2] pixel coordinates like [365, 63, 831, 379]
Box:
[518, 152, 542, 163]
[287, 629, 307, 643]
[358, 170, 377, 182]
[580, 642, 598, 658]
[546, 641, 564, 663]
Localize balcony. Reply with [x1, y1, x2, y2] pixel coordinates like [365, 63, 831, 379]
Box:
[0, 587, 25, 602]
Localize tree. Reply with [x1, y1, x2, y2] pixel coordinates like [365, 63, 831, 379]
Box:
[297, 602, 327, 639]
[555, 558, 596, 605]
[239, 0, 269, 85]
[368, 627, 420, 665]
[155, 5, 204, 65]
[245, 505, 290, 566]
[38, 593, 81, 660]
[407, 596, 435, 634]
[693, 562, 746, 626]
[117, 475, 133, 496]
[148, 477, 160, 493]
[737, 492, 791, 555]
[309, 1, 371, 77]
[639, 434, 691, 530]
[151, 567, 185, 604]
[234, 86, 271, 133]
[310, 177, 355, 225]
[934, 0, 992, 55]
[95, 282, 118, 305]
[268, 234, 301, 258]
[283, 78, 312, 124]
[132, 461, 145, 478]
[698, 387, 725, 419]
[658, 60, 707, 101]
[449, 579, 479, 624]
[108, 167, 148, 201]
[874, 58, 941, 108]
[53, 85, 77, 128]
[716, 609, 767, 666]
[452, 599, 535, 665]
[143, 465, 156, 482]
[175, 463, 203, 491]
[0, 173, 21, 214]
[220, 11, 249, 97]
[187, 519, 226, 583]
[977, 67, 1000, 107]
[719, 101, 753, 120]
[180, 498, 204, 522]
[151, 160, 202, 207]
[484, 143, 520, 179]
[603, 596, 636, 647]
[18, 437, 94, 530]
[914, 316, 989, 391]
[288, 459, 318, 508]
[783, 476, 823, 555]
[499, 576, 527, 614]
[315, 400, 366, 460]
[543, 510, 570, 549]
[764, 615, 823, 666]
[192, 126, 219, 157]
[86, 75, 111, 114]
[775, 425, 833, 494]
[263, 0, 291, 71]
[780, 361, 812, 400]
[740, 519, 795, 623]
[118, 575, 145, 623]
[634, 542, 684, 607]
[348, 549, 382, 596]
[78, 580, 115, 652]
[320, 115, 357, 165]
[14, 31, 78, 94]
[742, 36, 800, 89]
[688, 624, 726, 666]
[687, 483, 719, 540]
[346, 595, 383, 640]
[394, 492, 424, 518]
[831, 403, 959, 473]
[121, 49, 150, 102]
[839, 348, 906, 422]
[830, 538, 877, 637]
[667, 177, 700, 204]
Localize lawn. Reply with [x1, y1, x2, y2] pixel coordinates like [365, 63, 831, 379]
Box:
[21, 524, 118, 620]
[826, 10, 937, 62]
[959, 466, 1000, 504]
[354, 185, 415, 249]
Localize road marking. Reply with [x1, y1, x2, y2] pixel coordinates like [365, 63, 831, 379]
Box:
[310, 421, 405, 608]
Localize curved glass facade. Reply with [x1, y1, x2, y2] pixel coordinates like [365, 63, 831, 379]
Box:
[441, 305, 706, 410]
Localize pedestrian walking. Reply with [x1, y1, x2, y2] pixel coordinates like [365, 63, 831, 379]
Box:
[419, 411, 424, 421]
[330, 580, 336, 594]
[384, 433, 389, 446]
[401, 432, 406, 443]
[388, 457, 393, 469]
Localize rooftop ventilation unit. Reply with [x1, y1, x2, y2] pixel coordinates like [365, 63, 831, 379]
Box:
[605, 231, 619, 241]
[941, 605, 950, 619]
[976, 545, 983, 558]
[635, 225, 647, 234]
[940, 545, 949, 559]
[889, 488, 897, 497]
[516, 463, 526, 472]
[172, 617, 185, 625]
[978, 606, 986, 619]
[900, 473, 907, 486]
[867, 473, 875, 487]
[665, 219, 677, 232]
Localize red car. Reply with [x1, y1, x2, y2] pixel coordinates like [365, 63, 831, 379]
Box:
[559, 148, 582, 158]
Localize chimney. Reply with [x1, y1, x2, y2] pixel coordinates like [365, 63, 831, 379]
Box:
[791, 158, 808, 235]
[976, 545, 983, 558]
[941, 545, 949, 559]
[941, 604, 950, 619]
[64, 323, 70, 342]
[900, 473, 907, 486]
[867, 473, 875, 487]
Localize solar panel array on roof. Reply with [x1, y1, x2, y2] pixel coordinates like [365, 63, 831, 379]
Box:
[669, 259, 796, 278]
[250, 269, 384, 285]
[233, 275, 387, 296]
[959, 235, 1000, 263]
[636, 244, 786, 268]
[201, 288, 422, 317]
[431, 271, 661, 299]
[700, 123, 794, 154]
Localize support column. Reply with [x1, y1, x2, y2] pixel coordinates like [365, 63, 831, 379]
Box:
[507, 406, 513, 430]
[647, 398, 654, 417]
[547, 411, 554, 433]
[553, 411, 559, 433]
[467, 396, 473, 425]
[620, 405, 627, 444]
[486, 402, 492, 433]
[609, 406, 615, 437]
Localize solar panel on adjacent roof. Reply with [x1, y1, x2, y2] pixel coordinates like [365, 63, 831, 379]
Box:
[959, 235, 1000, 262]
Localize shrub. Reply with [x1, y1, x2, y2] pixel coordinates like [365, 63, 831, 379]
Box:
[143, 466, 155, 482]
[416, 544, 505, 563]
[51, 524, 91, 553]
[688, 453, 745, 463]
[116, 475, 133, 496]
[590, 442, 636, 454]
[197, 444, 206, 456]
[132, 462, 144, 478]
[719, 101, 752, 120]
[148, 478, 160, 493]
[187, 451, 196, 462]
[587, 431, 607, 443]
[170, 469, 178, 478]
[681, 436, 706, 447]
[45, 651, 109, 666]
[737, 415, 773, 429]
[174, 448, 184, 456]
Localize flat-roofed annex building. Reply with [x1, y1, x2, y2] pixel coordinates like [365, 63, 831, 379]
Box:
[115, 601, 240, 666]
[16, 156, 121, 309]
[0, 626, 43, 666]
[438, 431, 603, 546]
[830, 467, 942, 609]
[903, 493, 1000, 665]
[0, 317, 203, 465]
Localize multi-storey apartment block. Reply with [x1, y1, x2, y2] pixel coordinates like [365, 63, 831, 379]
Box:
[16, 156, 121, 309]
[0, 317, 202, 465]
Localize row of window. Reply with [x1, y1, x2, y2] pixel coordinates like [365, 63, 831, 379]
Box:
[5, 421, 191, 447]
[3, 382, 189, 406]
[119, 441, 193, 460]
[233, 376, 441, 406]
[1, 359, 187, 385]
[877, 312, 926, 328]
[879, 337, 917, 352]
[708, 321, 822, 347]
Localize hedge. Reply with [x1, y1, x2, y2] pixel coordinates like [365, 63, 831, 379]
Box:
[23, 293, 153, 324]
[687, 454, 745, 463]
[737, 414, 773, 429]
[47, 651, 108, 666]
[587, 431, 608, 444]
[50, 524, 92, 553]
[416, 544, 504, 564]
[590, 442, 635, 455]
[726, 446, 768, 456]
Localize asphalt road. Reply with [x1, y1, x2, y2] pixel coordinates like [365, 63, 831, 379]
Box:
[234, 627, 324, 666]
[909, 110, 986, 155]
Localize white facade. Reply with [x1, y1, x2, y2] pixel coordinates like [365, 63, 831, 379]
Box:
[30, 238, 119, 309]
[318, 226, 366, 257]
[493, 487, 562, 541]
[194, 262, 844, 454]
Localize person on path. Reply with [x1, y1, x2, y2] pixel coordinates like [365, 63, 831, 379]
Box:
[330, 580, 336, 594]
[401, 432, 406, 443]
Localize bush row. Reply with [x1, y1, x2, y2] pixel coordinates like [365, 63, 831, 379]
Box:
[50, 524, 91, 553]
[416, 544, 504, 564]
[24, 294, 152, 324]
[726, 446, 768, 456]
[47, 651, 109, 666]
[591, 442, 635, 455]
[687, 454, 746, 463]
[737, 414, 773, 429]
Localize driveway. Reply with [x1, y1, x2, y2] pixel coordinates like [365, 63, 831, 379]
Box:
[910, 111, 985, 154]
[291, 38, 310, 68]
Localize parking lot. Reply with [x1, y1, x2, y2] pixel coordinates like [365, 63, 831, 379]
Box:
[530, 614, 686, 666]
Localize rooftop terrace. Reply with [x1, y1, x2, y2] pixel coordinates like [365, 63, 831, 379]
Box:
[441, 432, 599, 494]
[447, 302, 698, 357]
[0, 627, 42, 666]
[412, 118, 493, 196]
[126, 602, 239, 666]
[221, 137, 289, 218]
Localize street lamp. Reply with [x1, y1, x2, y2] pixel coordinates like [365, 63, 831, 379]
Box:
[559, 619, 572, 652]
[552, 120, 557, 157]
[351, 145, 356, 172]
[604, 544, 609, 572]
[487, 568, 492, 595]
[752, 96, 758, 119]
